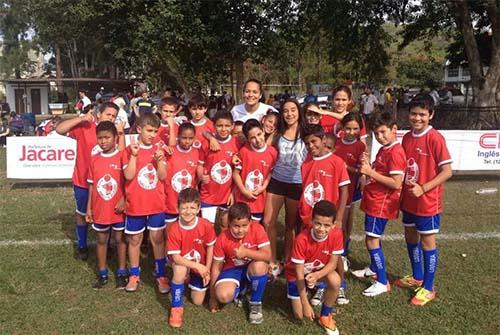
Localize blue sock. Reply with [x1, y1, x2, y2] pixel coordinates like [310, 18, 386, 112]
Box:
[423, 249, 438, 291]
[340, 280, 347, 290]
[369, 247, 387, 285]
[116, 268, 128, 276]
[407, 242, 424, 280]
[155, 258, 166, 278]
[171, 281, 185, 308]
[316, 281, 327, 289]
[342, 238, 351, 257]
[129, 266, 140, 277]
[321, 303, 334, 317]
[249, 274, 268, 304]
[76, 224, 88, 249]
[98, 268, 108, 278]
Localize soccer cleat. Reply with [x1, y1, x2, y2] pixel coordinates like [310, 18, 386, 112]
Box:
[116, 274, 128, 289]
[249, 303, 264, 324]
[310, 287, 325, 306]
[342, 256, 350, 272]
[351, 266, 377, 279]
[319, 314, 340, 335]
[268, 262, 283, 282]
[125, 275, 140, 292]
[156, 276, 170, 294]
[77, 247, 89, 261]
[92, 276, 108, 289]
[169, 307, 184, 328]
[336, 287, 349, 305]
[410, 287, 436, 306]
[394, 275, 423, 289]
[362, 281, 391, 297]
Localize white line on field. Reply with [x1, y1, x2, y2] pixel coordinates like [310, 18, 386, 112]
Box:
[0, 231, 499, 247]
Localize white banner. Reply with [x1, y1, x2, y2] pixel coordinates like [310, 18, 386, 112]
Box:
[370, 130, 500, 171]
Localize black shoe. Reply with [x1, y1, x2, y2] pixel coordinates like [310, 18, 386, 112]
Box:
[93, 276, 108, 289]
[77, 247, 89, 261]
[116, 274, 128, 289]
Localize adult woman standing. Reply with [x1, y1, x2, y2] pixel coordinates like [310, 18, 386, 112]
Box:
[262, 99, 307, 276]
[231, 79, 278, 123]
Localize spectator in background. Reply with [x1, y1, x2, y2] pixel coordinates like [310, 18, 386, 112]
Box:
[75, 89, 92, 114]
[384, 87, 393, 113]
[113, 94, 131, 133]
[266, 94, 275, 106]
[0, 98, 11, 117]
[429, 86, 440, 106]
[304, 88, 317, 104]
[361, 86, 379, 122]
[132, 91, 157, 125]
[9, 112, 24, 136]
[208, 89, 218, 119]
[95, 87, 104, 102]
[0, 117, 10, 147]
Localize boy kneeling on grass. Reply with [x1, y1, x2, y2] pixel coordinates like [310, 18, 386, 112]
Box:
[209, 203, 271, 325]
[285, 200, 343, 335]
[166, 188, 216, 328]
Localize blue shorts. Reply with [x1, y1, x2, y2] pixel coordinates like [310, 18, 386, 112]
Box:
[364, 214, 388, 237]
[287, 281, 325, 300]
[73, 185, 89, 216]
[215, 266, 249, 289]
[352, 187, 362, 203]
[251, 213, 263, 221]
[92, 222, 125, 232]
[188, 273, 208, 292]
[125, 213, 166, 234]
[402, 211, 440, 234]
[164, 213, 179, 223]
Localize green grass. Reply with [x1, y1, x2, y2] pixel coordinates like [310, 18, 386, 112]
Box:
[0, 147, 499, 334]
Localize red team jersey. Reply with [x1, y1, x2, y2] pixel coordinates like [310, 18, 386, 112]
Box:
[154, 122, 178, 146]
[299, 152, 350, 227]
[122, 144, 165, 216]
[401, 127, 452, 216]
[319, 113, 368, 139]
[166, 217, 216, 274]
[234, 144, 278, 214]
[334, 138, 366, 204]
[213, 221, 270, 270]
[164, 145, 200, 214]
[285, 227, 344, 282]
[360, 142, 406, 219]
[87, 150, 124, 224]
[69, 120, 101, 188]
[199, 135, 240, 205]
[191, 118, 215, 149]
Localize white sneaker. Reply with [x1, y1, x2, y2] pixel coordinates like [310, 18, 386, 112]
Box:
[310, 287, 325, 306]
[336, 287, 350, 305]
[342, 256, 350, 272]
[351, 266, 377, 279]
[362, 281, 391, 297]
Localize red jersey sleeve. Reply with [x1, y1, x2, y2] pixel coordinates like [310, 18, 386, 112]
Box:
[431, 132, 453, 167]
[213, 235, 226, 262]
[87, 159, 95, 185]
[121, 147, 131, 169]
[338, 161, 350, 187]
[388, 146, 406, 175]
[290, 234, 307, 264]
[166, 225, 182, 255]
[253, 223, 270, 248]
[204, 222, 217, 247]
[329, 228, 344, 255]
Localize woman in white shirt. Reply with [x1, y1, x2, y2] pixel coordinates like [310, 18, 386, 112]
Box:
[231, 79, 278, 123]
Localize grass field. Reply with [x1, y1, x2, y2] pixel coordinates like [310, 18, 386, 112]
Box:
[0, 147, 499, 335]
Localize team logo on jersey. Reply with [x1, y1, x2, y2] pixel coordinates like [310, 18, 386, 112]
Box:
[193, 140, 202, 149]
[96, 174, 118, 201]
[318, 169, 333, 178]
[137, 164, 158, 190]
[186, 160, 197, 167]
[91, 144, 102, 156]
[172, 169, 192, 193]
[416, 147, 429, 156]
[210, 160, 232, 184]
[304, 259, 325, 274]
[405, 157, 419, 185]
[303, 180, 325, 207]
[184, 249, 201, 263]
[245, 169, 263, 191]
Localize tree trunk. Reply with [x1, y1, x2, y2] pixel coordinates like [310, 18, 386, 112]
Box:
[235, 60, 244, 104]
[55, 43, 63, 92]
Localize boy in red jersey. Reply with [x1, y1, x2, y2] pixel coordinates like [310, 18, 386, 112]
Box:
[209, 203, 271, 324]
[85, 121, 128, 289]
[56, 102, 123, 260]
[122, 113, 169, 293]
[286, 200, 343, 335]
[155, 97, 179, 148]
[233, 119, 277, 221]
[197, 111, 240, 223]
[351, 112, 406, 297]
[394, 94, 452, 306]
[164, 123, 200, 224]
[166, 188, 216, 328]
[299, 124, 350, 305]
[188, 94, 215, 149]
